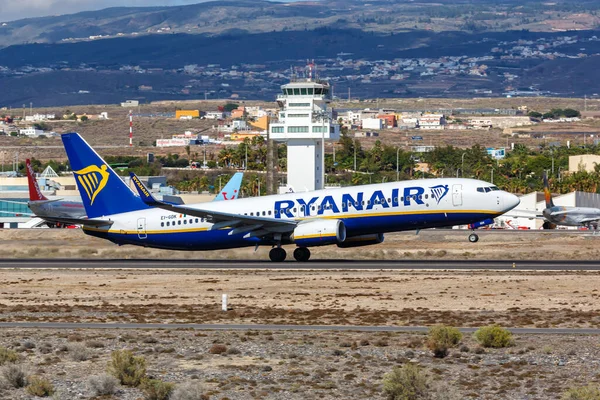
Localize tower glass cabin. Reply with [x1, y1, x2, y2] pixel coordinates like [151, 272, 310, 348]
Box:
[269, 78, 340, 193]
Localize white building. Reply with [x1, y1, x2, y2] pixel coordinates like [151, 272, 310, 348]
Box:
[24, 113, 55, 122]
[121, 100, 139, 107]
[269, 74, 340, 192]
[418, 114, 445, 130]
[361, 118, 384, 130]
[19, 127, 45, 137]
[205, 111, 224, 120]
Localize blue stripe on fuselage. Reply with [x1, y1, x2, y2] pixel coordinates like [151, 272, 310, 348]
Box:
[83, 211, 495, 251]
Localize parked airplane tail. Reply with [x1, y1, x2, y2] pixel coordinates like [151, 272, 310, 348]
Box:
[26, 159, 48, 201]
[543, 172, 555, 208]
[62, 133, 148, 218]
[213, 172, 243, 201]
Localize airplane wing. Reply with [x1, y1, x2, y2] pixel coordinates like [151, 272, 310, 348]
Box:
[500, 209, 543, 219]
[578, 217, 600, 224]
[38, 216, 114, 227]
[129, 173, 296, 234]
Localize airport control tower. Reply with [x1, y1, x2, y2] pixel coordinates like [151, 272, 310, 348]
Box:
[269, 64, 340, 193]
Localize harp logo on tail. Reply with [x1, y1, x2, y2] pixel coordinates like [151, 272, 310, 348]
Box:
[74, 165, 110, 205]
[430, 184, 449, 204]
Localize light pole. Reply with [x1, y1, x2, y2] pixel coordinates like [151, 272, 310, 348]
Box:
[461, 152, 466, 178]
[257, 178, 261, 196]
[245, 144, 248, 170]
[396, 147, 400, 181]
[353, 142, 357, 171]
[558, 166, 563, 182]
[491, 167, 494, 184]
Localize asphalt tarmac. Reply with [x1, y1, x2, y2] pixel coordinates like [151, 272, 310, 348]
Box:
[0, 259, 600, 270]
[0, 322, 599, 334]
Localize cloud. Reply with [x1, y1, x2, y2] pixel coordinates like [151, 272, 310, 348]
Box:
[0, 0, 203, 22]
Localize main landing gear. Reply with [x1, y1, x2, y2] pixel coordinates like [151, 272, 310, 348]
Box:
[468, 233, 479, 243]
[293, 247, 311, 262]
[268, 247, 311, 262]
[269, 247, 287, 262]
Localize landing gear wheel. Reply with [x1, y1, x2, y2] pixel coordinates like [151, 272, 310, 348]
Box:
[269, 247, 287, 262]
[293, 247, 311, 262]
[468, 233, 479, 243]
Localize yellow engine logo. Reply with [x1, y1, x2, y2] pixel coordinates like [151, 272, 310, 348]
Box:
[74, 165, 109, 205]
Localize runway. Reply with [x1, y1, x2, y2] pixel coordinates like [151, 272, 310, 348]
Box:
[0, 322, 599, 334]
[1, 258, 600, 270]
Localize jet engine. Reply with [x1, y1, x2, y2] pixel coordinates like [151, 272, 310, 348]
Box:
[292, 219, 346, 247]
[337, 233, 384, 248]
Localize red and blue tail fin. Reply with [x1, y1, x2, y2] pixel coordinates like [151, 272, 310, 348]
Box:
[62, 133, 148, 218]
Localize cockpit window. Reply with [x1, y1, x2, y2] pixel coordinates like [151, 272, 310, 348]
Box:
[477, 187, 485, 193]
[490, 186, 499, 191]
[484, 187, 491, 193]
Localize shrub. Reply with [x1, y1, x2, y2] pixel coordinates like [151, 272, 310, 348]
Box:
[87, 374, 118, 396]
[426, 326, 462, 358]
[107, 350, 146, 387]
[383, 363, 428, 400]
[562, 384, 600, 400]
[473, 325, 513, 348]
[2, 364, 27, 388]
[0, 346, 18, 365]
[171, 382, 207, 400]
[85, 340, 105, 349]
[208, 344, 227, 355]
[26, 376, 55, 397]
[68, 343, 91, 361]
[141, 378, 175, 400]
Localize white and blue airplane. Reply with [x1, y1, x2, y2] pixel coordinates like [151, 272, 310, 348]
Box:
[54, 133, 520, 262]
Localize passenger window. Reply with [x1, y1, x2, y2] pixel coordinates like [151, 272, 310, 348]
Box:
[268, 210, 272, 215]
[318, 205, 322, 210]
[362, 201, 365, 205]
[262, 211, 266, 216]
[184, 220, 187, 225]
[250, 212, 254, 216]
[275, 210, 279, 216]
[401, 197, 404, 201]
[354, 202, 359, 207]
[387, 198, 391, 203]
[418, 195, 422, 200]
[367, 201, 371, 205]
[394, 197, 398, 203]
[293, 208, 297, 212]
[161, 222, 164, 227]
[166, 221, 170, 226]
[178, 220, 181, 225]
[312, 206, 316, 211]
[425, 194, 428, 199]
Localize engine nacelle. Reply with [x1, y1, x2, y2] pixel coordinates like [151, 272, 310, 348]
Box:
[292, 219, 346, 247]
[337, 233, 384, 248]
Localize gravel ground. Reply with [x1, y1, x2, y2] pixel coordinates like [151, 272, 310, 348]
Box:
[1, 329, 599, 400]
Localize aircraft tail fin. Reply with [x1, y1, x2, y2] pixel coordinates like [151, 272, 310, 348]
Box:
[213, 172, 243, 201]
[543, 172, 555, 208]
[26, 159, 48, 201]
[61, 133, 148, 218]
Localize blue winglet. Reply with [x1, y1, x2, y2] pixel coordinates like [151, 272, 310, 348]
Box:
[129, 172, 161, 205]
[213, 172, 243, 201]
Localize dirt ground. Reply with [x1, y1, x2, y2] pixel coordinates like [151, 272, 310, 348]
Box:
[1, 229, 600, 399]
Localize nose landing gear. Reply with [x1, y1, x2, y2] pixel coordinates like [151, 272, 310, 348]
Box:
[468, 233, 479, 243]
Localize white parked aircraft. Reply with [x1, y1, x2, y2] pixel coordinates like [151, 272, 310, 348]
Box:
[53, 133, 520, 262]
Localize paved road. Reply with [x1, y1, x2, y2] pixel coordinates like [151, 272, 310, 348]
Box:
[0, 322, 598, 334]
[1, 259, 600, 270]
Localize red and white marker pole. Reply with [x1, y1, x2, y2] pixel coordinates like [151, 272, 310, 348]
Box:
[129, 110, 133, 147]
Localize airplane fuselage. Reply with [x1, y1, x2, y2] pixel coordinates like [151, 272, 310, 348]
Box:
[543, 206, 600, 227]
[83, 178, 519, 250]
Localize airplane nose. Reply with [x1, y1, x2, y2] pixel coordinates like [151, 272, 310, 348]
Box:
[503, 192, 520, 211]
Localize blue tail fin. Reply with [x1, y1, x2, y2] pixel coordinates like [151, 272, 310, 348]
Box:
[62, 133, 148, 218]
[213, 172, 243, 201]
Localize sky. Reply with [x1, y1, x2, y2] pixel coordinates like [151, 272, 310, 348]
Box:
[0, 0, 216, 22]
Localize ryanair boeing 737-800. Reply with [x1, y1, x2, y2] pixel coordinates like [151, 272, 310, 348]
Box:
[54, 133, 520, 262]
